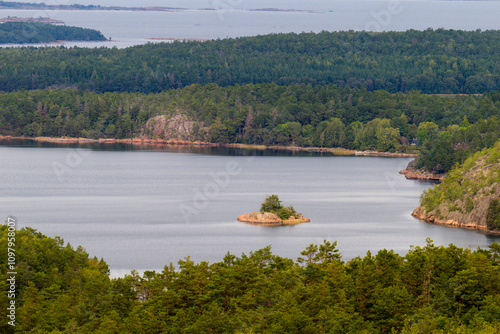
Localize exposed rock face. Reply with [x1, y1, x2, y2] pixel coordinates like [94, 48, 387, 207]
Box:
[237, 211, 310, 226]
[412, 143, 500, 235]
[400, 160, 445, 182]
[144, 114, 208, 141]
[412, 206, 491, 232]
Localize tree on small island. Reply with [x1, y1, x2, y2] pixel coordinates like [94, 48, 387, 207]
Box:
[260, 194, 300, 220]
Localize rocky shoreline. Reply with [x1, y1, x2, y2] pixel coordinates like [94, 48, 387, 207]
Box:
[411, 206, 500, 236]
[399, 160, 444, 182]
[0, 135, 416, 158]
[237, 212, 310, 226]
[0, 135, 218, 147]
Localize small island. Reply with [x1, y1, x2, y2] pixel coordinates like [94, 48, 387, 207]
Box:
[238, 195, 310, 226]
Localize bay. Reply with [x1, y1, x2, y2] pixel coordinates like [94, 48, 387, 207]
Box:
[0, 0, 499, 48]
[0, 142, 497, 277]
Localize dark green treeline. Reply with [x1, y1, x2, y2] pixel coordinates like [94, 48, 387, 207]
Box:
[0, 29, 499, 93]
[1, 226, 500, 333]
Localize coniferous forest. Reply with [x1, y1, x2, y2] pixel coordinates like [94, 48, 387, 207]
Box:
[1, 225, 500, 334]
[0, 29, 499, 94]
[2, 29, 500, 333]
[0, 29, 499, 174]
[1, 84, 499, 173]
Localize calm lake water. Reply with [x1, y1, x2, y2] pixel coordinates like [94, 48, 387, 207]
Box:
[1, 141, 498, 277]
[0, 0, 499, 48]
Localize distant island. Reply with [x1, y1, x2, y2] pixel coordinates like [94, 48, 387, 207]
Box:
[238, 195, 310, 226]
[0, 1, 186, 12]
[0, 16, 64, 24]
[0, 1, 320, 13]
[0, 22, 107, 44]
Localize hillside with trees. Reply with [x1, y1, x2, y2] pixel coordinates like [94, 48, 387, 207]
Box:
[414, 139, 500, 233]
[0, 29, 499, 93]
[1, 84, 499, 173]
[1, 224, 500, 333]
[0, 22, 106, 44]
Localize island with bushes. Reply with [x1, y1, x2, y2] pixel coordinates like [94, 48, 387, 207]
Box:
[238, 194, 310, 225]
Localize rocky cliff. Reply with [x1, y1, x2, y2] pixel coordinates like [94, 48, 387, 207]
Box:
[413, 140, 500, 234]
[144, 114, 208, 141]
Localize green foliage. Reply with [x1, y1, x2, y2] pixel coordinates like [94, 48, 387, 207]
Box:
[419, 140, 500, 215]
[260, 194, 283, 213]
[275, 206, 298, 220]
[416, 116, 500, 173]
[0, 29, 499, 93]
[0, 22, 106, 44]
[1, 84, 500, 165]
[3, 225, 500, 333]
[465, 196, 474, 213]
[486, 199, 500, 230]
[416, 122, 439, 146]
[260, 194, 298, 220]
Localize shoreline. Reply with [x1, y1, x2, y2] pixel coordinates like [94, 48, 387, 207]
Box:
[237, 212, 311, 226]
[399, 160, 444, 182]
[399, 168, 444, 182]
[411, 207, 500, 236]
[0, 135, 416, 158]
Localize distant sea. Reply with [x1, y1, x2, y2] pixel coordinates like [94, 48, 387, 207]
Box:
[0, 0, 499, 48]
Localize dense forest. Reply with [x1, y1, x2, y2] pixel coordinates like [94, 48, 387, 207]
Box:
[0, 22, 106, 44]
[2, 27, 500, 332]
[1, 225, 500, 333]
[0, 29, 499, 93]
[1, 84, 500, 173]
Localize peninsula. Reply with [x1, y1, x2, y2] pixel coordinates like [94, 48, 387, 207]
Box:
[412, 140, 500, 235]
[238, 195, 310, 226]
[0, 22, 106, 44]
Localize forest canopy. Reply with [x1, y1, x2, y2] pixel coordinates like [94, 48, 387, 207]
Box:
[1, 84, 499, 173]
[0, 29, 499, 93]
[1, 225, 500, 333]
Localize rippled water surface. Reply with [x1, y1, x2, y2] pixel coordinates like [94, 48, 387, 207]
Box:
[1, 142, 498, 276]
